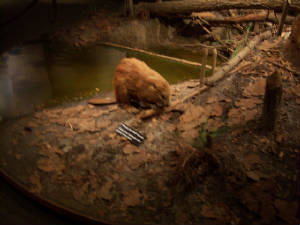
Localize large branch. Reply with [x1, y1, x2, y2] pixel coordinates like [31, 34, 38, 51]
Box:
[189, 13, 295, 25]
[136, 0, 300, 16]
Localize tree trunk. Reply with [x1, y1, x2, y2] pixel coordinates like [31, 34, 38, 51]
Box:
[262, 71, 282, 132]
[128, 0, 135, 18]
[124, 0, 135, 18]
[136, 0, 300, 16]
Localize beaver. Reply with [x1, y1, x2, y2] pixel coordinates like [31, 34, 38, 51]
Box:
[113, 57, 170, 109]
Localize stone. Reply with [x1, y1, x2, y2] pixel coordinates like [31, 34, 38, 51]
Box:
[113, 58, 170, 109]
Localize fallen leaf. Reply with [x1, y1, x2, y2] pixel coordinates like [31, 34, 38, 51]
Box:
[78, 118, 97, 131]
[279, 151, 284, 159]
[207, 118, 223, 132]
[243, 153, 261, 170]
[206, 96, 217, 104]
[246, 171, 261, 181]
[127, 151, 148, 170]
[234, 98, 263, 109]
[181, 128, 199, 143]
[80, 109, 104, 118]
[65, 117, 95, 131]
[62, 105, 85, 116]
[227, 108, 242, 126]
[29, 171, 42, 194]
[243, 77, 266, 97]
[210, 104, 223, 117]
[147, 132, 155, 142]
[97, 180, 113, 201]
[178, 104, 207, 131]
[73, 183, 89, 202]
[121, 189, 142, 210]
[26, 121, 39, 128]
[96, 120, 112, 129]
[37, 154, 65, 173]
[123, 144, 140, 154]
[180, 105, 205, 123]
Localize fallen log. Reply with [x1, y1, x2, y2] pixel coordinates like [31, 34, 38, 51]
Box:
[190, 13, 295, 25]
[136, 0, 300, 16]
[206, 30, 272, 84]
[100, 42, 212, 69]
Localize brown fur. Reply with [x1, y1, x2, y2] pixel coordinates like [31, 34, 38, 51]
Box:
[113, 58, 170, 109]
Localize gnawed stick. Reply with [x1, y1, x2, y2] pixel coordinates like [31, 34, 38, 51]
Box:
[101, 42, 212, 70]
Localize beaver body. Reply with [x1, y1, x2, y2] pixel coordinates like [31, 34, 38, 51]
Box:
[113, 58, 170, 109]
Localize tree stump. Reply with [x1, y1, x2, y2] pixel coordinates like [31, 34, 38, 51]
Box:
[263, 71, 282, 131]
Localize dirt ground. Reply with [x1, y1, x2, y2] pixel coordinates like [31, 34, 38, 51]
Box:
[1, 2, 299, 224]
[0, 31, 299, 225]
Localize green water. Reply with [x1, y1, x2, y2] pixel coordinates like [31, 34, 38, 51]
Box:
[46, 44, 209, 98]
[0, 43, 211, 119]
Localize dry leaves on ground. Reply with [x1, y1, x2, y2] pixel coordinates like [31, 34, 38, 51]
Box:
[206, 118, 224, 132]
[37, 155, 65, 173]
[243, 77, 266, 97]
[123, 144, 140, 154]
[97, 180, 113, 201]
[227, 107, 259, 126]
[234, 97, 263, 109]
[210, 103, 223, 117]
[121, 189, 142, 210]
[37, 144, 65, 173]
[29, 171, 42, 194]
[126, 151, 148, 170]
[73, 182, 89, 202]
[243, 153, 261, 170]
[200, 203, 231, 222]
[65, 117, 97, 132]
[178, 104, 208, 132]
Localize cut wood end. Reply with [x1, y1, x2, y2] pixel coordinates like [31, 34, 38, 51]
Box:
[267, 71, 282, 89]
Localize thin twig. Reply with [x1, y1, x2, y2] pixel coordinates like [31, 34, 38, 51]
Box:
[271, 61, 300, 76]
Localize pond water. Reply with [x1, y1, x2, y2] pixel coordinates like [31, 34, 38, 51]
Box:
[0, 43, 210, 119]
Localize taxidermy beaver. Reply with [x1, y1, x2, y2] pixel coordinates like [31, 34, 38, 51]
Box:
[113, 57, 170, 109]
[88, 57, 170, 116]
